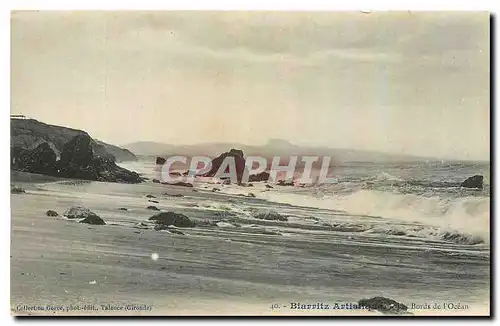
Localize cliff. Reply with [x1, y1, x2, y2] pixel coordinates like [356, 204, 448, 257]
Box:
[11, 118, 137, 162]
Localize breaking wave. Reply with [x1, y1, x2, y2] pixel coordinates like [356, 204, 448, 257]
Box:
[260, 189, 490, 244]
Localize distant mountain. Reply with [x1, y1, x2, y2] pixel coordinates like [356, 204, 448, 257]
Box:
[11, 118, 137, 162]
[120, 141, 182, 157]
[264, 138, 299, 149]
[123, 138, 432, 164]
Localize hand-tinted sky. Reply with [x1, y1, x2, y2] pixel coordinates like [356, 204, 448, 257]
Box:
[11, 11, 490, 160]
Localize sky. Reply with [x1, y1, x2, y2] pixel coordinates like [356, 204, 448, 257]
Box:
[11, 11, 490, 160]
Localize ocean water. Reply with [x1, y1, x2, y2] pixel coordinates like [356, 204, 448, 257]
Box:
[265, 161, 490, 245]
[120, 159, 490, 245]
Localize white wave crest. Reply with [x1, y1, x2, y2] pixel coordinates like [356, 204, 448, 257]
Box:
[260, 189, 490, 242]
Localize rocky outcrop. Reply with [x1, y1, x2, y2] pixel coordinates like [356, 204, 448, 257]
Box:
[358, 297, 409, 315]
[156, 157, 166, 165]
[59, 134, 94, 168]
[91, 157, 143, 183]
[11, 120, 141, 183]
[12, 143, 57, 175]
[80, 215, 106, 225]
[46, 210, 59, 216]
[64, 206, 99, 219]
[203, 149, 248, 184]
[249, 171, 270, 182]
[147, 206, 160, 211]
[11, 118, 137, 162]
[13, 134, 143, 183]
[460, 175, 483, 189]
[11, 186, 26, 194]
[149, 212, 195, 228]
[11, 147, 27, 168]
[63, 206, 106, 225]
[254, 210, 288, 222]
[277, 179, 294, 186]
[11, 143, 55, 175]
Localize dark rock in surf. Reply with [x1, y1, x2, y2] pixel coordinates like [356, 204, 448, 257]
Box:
[80, 214, 106, 225]
[203, 149, 248, 184]
[277, 179, 294, 186]
[46, 210, 59, 217]
[460, 175, 483, 189]
[249, 171, 270, 182]
[253, 210, 288, 222]
[11, 186, 26, 194]
[62, 206, 105, 225]
[247, 192, 256, 198]
[64, 206, 99, 219]
[152, 179, 161, 183]
[118, 207, 129, 211]
[265, 184, 274, 189]
[90, 156, 143, 183]
[148, 200, 159, 203]
[146, 195, 157, 198]
[149, 212, 195, 228]
[147, 206, 160, 211]
[156, 157, 166, 165]
[358, 297, 409, 315]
